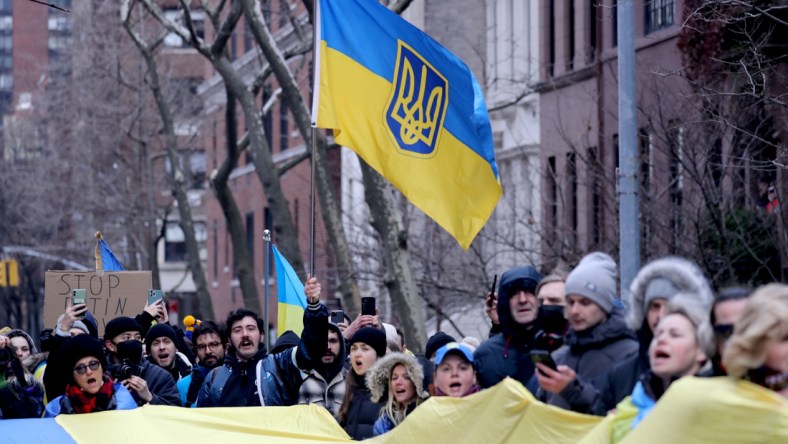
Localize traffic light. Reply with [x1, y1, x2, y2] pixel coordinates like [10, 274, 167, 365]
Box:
[0, 259, 19, 287]
[7, 259, 18, 287]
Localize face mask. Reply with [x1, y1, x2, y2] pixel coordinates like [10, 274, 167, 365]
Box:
[538, 305, 568, 335]
[115, 339, 143, 364]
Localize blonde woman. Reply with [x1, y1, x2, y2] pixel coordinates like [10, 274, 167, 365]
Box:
[367, 352, 428, 436]
[723, 284, 788, 397]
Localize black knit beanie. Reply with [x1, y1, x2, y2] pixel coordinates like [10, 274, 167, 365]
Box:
[62, 334, 107, 377]
[348, 327, 387, 358]
[425, 331, 456, 360]
[144, 323, 178, 354]
[104, 316, 143, 342]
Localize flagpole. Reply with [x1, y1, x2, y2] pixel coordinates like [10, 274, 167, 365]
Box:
[263, 229, 272, 351]
[309, 128, 316, 278]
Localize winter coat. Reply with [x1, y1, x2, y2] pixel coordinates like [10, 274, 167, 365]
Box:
[342, 383, 384, 441]
[298, 322, 347, 418]
[625, 256, 714, 332]
[197, 302, 328, 407]
[0, 364, 46, 419]
[474, 266, 543, 390]
[45, 382, 137, 417]
[177, 362, 215, 407]
[587, 256, 714, 415]
[539, 308, 638, 412]
[126, 358, 179, 406]
[366, 353, 428, 404]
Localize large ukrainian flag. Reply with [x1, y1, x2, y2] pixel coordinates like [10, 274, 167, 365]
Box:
[312, 0, 501, 249]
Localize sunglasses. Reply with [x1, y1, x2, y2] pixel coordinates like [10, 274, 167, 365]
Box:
[73, 360, 101, 375]
[713, 324, 735, 341]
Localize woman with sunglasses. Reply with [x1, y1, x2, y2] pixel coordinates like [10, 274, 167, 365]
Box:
[45, 334, 137, 416]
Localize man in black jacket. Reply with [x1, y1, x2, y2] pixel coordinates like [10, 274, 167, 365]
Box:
[197, 276, 327, 407]
[474, 266, 543, 390]
[103, 316, 182, 406]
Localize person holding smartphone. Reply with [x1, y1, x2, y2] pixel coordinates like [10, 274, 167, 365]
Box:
[473, 265, 543, 391]
[534, 252, 638, 413]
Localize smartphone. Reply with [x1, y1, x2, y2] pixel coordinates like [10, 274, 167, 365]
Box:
[330, 310, 345, 325]
[148, 289, 165, 306]
[487, 274, 498, 308]
[361, 297, 376, 316]
[530, 350, 557, 372]
[72, 289, 87, 319]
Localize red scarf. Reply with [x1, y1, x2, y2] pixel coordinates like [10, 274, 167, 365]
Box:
[65, 377, 115, 414]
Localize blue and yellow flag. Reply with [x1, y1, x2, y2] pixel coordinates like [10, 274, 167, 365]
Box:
[312, 0, 501, 249]
[95, 231, 124, 272]
[272, 245, 307, 336]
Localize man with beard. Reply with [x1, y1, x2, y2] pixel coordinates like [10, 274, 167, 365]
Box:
[196, 277, 328, 407]
[297, 321, 347, 418]
[103, 317, 181, 406]
[177, 321, 225, 406]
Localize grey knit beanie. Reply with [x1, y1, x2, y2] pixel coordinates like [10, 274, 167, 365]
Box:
[564, 252, 618, 314]
[644, 277, 680, 307]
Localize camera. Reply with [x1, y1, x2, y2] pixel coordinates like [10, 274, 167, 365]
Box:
[112, 359, 141, 381]
[0, 347, 13, 368]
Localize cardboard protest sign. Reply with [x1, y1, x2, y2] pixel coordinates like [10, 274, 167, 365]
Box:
[44, 271, 152, 337]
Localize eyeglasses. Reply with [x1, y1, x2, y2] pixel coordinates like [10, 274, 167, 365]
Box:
[196, 342, 222, 352]
[73, 360, 101, 375]
[713, 324, 735, 341]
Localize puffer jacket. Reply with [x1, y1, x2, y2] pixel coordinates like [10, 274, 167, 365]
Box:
[539, 308, 637, 412]
[341, 377, 384, 441]
[197, 302, 328, 407]
[474, 266, 543, 390]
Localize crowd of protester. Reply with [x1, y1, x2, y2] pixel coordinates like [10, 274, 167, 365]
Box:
[0, 254, 785, 441]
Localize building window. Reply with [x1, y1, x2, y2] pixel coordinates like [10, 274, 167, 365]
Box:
[263, 85, 273, 150]
[645, 0, 674, 34]
[163, 9, 205, 48]
[246, 212, 255, 271]
[588, 1, 597, 63]
[566, 152, 577, 233]
[547, 156, 558, 241]
[566, 0, 575, 71]
[212, 222, 218, 279]
[589, 147, 602, 245]
[548, 0, 556, 77]
[668, 121, 684, 251]
[279, 0, 289, 28]
[165, 221, 205, 263]
[612, 2, 618, 47]
[279, 97, 289, 152]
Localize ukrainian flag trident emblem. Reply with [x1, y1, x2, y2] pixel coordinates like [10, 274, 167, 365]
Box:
[312, 0, 502, 249]
[386, 41, 448, 158]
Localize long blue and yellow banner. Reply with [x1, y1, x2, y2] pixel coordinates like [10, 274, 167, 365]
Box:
[311, 0, 501, 249]
[1, 378, 784, 443]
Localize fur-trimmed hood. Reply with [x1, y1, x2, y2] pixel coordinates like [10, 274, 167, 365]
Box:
[366, 352, 427, 403]
[626, 257, 714, 330]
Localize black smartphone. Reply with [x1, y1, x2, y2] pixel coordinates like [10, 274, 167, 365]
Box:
[361, 297, 376, 316]
[330, 310, 345, 325]
[487, 274, 498, 308]
[530, 350, 557, 372]
[72, 289, 87, 319]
